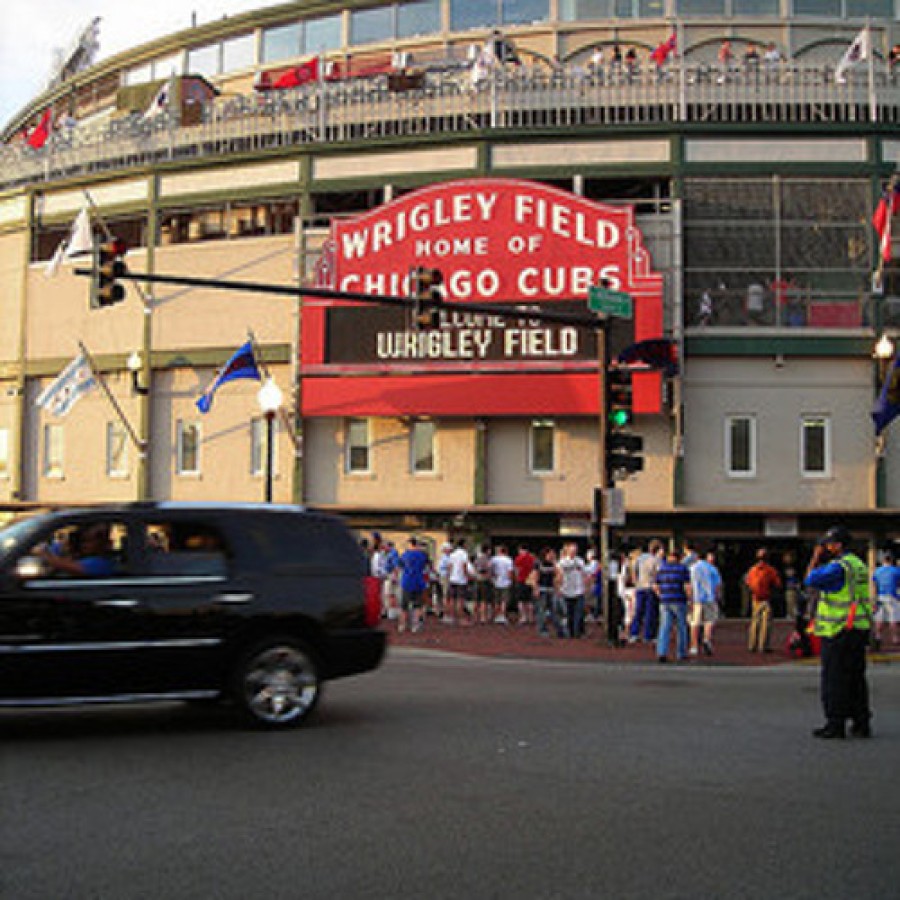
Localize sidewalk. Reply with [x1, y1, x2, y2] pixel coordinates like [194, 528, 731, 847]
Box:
[382, 615, 900, 667]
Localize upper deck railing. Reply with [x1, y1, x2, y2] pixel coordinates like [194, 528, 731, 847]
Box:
[2, 63, 898, 194]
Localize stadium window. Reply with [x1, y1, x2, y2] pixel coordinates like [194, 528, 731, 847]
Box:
[346, 419, 371, 474]
[43, 424, 64, 479]
[123, 64, 153, 86]
[152, 53, 184, 79]
[732, 0, 779, 12]
[844, 0, 892, 16]
[725, 416, 755, 478]
[304, 14, 343, 54]
[351, 5, 396, 46]
[187, 43, 221, 78]
[558, 0, 614, 20]
[501, 0, 550, 26]
[176, 421, 201, 476]
[411, 420, 436, 475]
[530, 420, 556, 475]
[613, 0, 661, 14]
[792, 0, 840, 14]
[262, 22, 302, 63]
[222, 33, 256, 72]
[676, 0, 725, 14]
[397, 0, 441, 38]
[450, 0, 497, 32]
[801, 416, 831, 478]
[106, 422, 129, 479]
[250, 416, 279, 477]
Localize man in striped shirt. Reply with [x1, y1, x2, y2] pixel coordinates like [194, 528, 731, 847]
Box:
[655, 546, 692, 663]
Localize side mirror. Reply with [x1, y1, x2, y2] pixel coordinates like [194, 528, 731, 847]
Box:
[14, 556, 49, 580]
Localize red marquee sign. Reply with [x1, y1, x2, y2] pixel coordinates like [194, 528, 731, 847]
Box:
[302, 178, 663, 417]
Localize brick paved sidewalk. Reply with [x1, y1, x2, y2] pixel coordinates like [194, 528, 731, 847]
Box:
[381, 615, 900, 667]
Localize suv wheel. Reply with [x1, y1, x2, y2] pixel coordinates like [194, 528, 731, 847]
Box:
[233, 637, 321, 728]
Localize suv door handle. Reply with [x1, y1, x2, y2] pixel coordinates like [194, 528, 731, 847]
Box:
[94, 599, 140, 608]
[214, 593, 253, 604]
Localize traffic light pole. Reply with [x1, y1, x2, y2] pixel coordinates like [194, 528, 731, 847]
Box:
[74, 268, 601, 331]
[597, 320, 612, 646]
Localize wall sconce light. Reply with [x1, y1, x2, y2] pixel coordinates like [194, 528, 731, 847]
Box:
[127, 350, 149, 396]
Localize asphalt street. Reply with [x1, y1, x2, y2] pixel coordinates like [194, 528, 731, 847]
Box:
[3, 650, 899, 900]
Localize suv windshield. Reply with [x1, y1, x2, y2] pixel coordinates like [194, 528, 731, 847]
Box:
[0, 515, 49, 561]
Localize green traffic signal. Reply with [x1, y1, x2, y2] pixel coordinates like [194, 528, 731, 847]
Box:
[609, 408, 631, 428]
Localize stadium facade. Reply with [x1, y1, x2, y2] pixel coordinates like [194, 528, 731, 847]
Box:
[1, 1, 898, 603]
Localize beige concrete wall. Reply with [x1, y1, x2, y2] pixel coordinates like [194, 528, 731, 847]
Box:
[23, 371, 140, 503]
[485, 418, 594, 510]
[0, 390, 18, 503]
[683, 357, 875, 509]
[152, 236, 297, 351]
[149, 365, 293, 503]
[303, 417, 476, 509]
[26, 253, 145, 359]
[0, 230, 28, 363]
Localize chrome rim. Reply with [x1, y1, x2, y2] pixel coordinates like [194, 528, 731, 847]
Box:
[242, 644, 318, 724]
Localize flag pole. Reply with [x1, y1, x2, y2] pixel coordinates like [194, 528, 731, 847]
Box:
[867, 20, 877, 123]
[247, 329, 301, 454]
[77, 341, 146, 455]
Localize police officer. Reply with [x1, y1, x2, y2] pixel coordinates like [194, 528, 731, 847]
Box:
[804, 526, 873, 739]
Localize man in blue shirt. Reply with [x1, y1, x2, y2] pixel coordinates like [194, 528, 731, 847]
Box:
[40, 523, 116, 578]
[655, 547, 692, 662]
[872, 549, 899, 649]
[398, 536, 430, 634]
[689, 548, 722, 656]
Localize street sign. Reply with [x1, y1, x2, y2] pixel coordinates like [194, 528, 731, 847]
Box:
[588, 286, 633, 318]
[602, 487, 626, 526]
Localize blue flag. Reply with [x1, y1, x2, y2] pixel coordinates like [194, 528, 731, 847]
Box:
[873, 353, 900, 436]
[196, 341, 261, 414]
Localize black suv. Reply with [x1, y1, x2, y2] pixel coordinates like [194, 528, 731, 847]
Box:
[0, 503, 385, 727]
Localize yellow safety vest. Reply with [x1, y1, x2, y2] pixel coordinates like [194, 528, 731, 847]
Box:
[813, 553, 871, 639]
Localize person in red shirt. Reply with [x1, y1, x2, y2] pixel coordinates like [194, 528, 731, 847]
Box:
[514, 544, 537, 626]
[745, 548, 783, 652]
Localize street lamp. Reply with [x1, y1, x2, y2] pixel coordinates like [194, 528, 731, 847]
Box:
[257, 377, 283, 503]
[126, 350, 148, 395]
[874, 333, 895, 363]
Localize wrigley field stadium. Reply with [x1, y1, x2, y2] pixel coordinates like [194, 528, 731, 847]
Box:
[1, 0, 898, 606]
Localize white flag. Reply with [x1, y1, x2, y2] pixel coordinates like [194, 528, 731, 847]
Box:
[35, 353, 97, 418]
[144, 74, 175, 119]
[835, 28, 869, 84]
[44, 206, 93, 278]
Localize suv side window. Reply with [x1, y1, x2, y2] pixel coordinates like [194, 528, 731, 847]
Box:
[24, 520, 128, 580]
[140, 520, 230, 577]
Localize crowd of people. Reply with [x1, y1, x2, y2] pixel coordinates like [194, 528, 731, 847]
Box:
[360, 531, 900, 667]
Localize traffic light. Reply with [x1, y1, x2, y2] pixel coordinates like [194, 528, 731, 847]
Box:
[606, 367, 633, 428]
[410, 266, 444, 329]
[91, 238, 128, 308]
[605, 366, 644, 482]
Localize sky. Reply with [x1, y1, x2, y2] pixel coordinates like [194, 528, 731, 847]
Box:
[0, 0, 274, 128]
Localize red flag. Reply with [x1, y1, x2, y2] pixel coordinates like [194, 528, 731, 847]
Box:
[273, 57, 319, 89]
[873, 185, 900, 264]
[650, 33, 677, 66]
[26, 108, 52, 149]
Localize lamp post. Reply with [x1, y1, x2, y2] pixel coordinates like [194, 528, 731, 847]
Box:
[126, 350, 149, 395]
[257, 378, 283, 503]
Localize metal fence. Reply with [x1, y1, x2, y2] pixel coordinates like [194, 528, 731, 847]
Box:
[2, 64, 898, 193]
